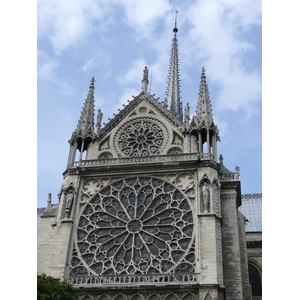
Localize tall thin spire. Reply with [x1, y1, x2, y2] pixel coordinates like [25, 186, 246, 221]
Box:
[75, 77, 95, 137]
[165, 10, 182, 122]
[196, 67, 214, 126]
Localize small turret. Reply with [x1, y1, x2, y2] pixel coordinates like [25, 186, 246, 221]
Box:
[196, 67, 214, 126]
[195, 67, 219, 161]
[67, 77, 96, 168]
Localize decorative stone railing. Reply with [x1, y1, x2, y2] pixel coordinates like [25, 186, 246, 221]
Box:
[219, 169, 241, 181]
[199, 153, 214, 160]
[219, 173, 237, 180]
[66, 273, 200, 286]
[73, 153, 198, 168]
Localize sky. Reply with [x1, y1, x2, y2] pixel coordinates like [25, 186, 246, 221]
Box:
[37, 0, 262, 209]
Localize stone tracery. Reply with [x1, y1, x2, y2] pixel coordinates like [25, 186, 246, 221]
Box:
[114, 118, 168, 157]
[71, 176, 195, 276]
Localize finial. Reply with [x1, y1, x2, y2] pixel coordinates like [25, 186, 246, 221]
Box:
[142, 66, 149, 93]
[47, 193, 52, 209]
[96, 109, 103, 134]
[219, 154, 223, 165]
[90, 77, 95, 88]
[173, 10, 178, 33]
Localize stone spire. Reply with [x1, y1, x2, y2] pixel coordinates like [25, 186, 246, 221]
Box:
[196, 67, 214, 127]
[165, 11, 182, 122]
[67, 77, 96, 167]
[75, 77, 95, 136]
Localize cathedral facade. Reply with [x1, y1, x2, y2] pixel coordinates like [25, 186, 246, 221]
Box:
[37, 24, 251, 300]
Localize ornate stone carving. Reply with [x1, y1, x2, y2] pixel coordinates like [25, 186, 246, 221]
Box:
[199, 175, 211, 213]
[172, 131, 183, 145]
[99, 136, 110, 151]
[65, 190, 74, 218]
[139, 107, 147, 113]
[167, 147, 182, 155]
[96, 109, 103, 134]
[202, 182, 209, 213]
[77, 293, 197, 300]
[114, 118, 169, 157]
[98, 152, 113, 159]
[71, 176, 195, 277]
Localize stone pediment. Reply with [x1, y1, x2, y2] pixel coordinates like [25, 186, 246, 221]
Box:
[98, 92, 183, 138]
[96, 92, 185, 159]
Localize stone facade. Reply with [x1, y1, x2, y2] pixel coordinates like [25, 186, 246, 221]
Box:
[37, 25, 253, 300]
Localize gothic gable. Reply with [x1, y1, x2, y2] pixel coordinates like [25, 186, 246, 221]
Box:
[96, 93, 184, 159]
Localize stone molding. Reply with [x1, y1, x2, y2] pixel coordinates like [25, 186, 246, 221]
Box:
[247, 250, 262, 257]
[241, 193, 262, 199]
[220, 192, 236, 200]
[97, 93, 183, 140]
[63, 155, 221, 178]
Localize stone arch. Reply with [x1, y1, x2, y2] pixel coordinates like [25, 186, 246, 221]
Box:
[165, 293, 178, 300]
[131, 293, 143, 300]
[147, 294, 161, 300]
[167, 146, 182, 155]
[98, 151, 113, 159]
[97, 295, 110, 300]
[203, 292, 212, 300]
[81, 295, 93, 300]
[182, 293, 196, 300]
[248, 260, 262, 298]
[114, 294, 127, 300]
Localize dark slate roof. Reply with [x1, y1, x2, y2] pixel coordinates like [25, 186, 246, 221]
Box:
[37, 207, 46, 232]
[239, 193, 262, 232]
[37, 205, 58, 232]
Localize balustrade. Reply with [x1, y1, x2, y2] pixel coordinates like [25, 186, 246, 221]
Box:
[66, 273, 200, 286]
[72, 153, 198, 168]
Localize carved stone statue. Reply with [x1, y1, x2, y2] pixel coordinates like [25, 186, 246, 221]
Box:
[185, 102, 190, 127]
[96, 109, 103, 133]
[203, 182, 209, 213]
[143, 66, 149, 81]
[65, 191, 74, 218]
[47, 193, 51, 209]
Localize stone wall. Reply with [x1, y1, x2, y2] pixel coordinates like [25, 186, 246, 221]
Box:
[37, 216, 72, 278]
[220, 192, 244, 299]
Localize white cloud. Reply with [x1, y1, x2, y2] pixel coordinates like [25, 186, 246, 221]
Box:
[117, 87, 140, 109]
[37, 50, 58, 80]
[37, 0, 112, 54]
[37, 49, 74, 97]
[181, 0, 262, 115]
[117, 0, 172, 36]
[119, 59, 147, 86]
[79, 58, 95, 73]
[58, 81, 74, 97]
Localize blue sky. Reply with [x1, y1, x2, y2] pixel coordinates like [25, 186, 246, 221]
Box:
[37, 0, 262, 208]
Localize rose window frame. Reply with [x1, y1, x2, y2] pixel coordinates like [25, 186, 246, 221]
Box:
[113, 118, 169, 157]
[70, 176, 195, 277]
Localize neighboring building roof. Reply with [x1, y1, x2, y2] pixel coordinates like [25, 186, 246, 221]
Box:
[37, 207, 46, 232]
[37, 205, 58, 231]
[239, 193, 262, 232]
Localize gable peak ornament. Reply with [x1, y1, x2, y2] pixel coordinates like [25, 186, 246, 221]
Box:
[142, 66, 149, 93]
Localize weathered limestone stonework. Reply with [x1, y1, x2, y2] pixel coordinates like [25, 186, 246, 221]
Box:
[37, 22, 251, 300]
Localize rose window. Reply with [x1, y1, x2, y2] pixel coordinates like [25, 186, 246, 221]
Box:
[116, 120, 166, 157]
[72, 177, 195, 276]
